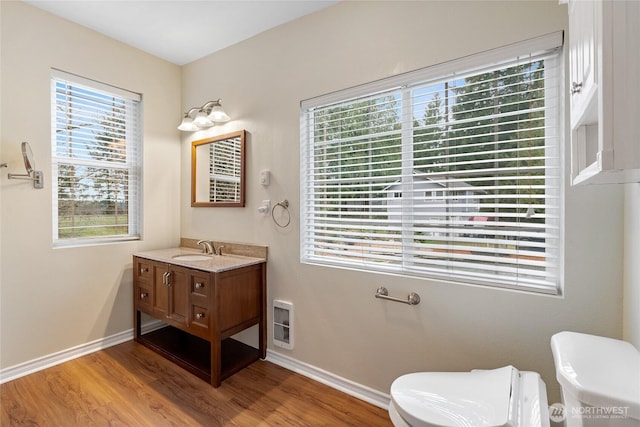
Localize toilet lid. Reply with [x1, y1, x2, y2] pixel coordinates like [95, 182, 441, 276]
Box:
[390, 365, 517, 427]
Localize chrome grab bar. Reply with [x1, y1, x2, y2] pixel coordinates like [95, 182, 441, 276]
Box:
[375, 286, 421, 305]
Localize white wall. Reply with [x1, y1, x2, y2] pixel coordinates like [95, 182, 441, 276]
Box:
[181, 1, 624, 402]
[624, 183, 640, 347]
[0, 1, 181, 369]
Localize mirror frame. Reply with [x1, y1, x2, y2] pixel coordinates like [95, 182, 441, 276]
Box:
[21, 141, 35, 173]
[191, 130, 246, 207]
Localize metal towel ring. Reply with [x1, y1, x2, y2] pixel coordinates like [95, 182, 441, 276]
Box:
[272, 199, 291, 228]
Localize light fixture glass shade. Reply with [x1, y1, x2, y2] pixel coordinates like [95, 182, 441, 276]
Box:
[207, 104, 230, 123]
[193, 110, 214, 128]
[177, 115, 199, 131]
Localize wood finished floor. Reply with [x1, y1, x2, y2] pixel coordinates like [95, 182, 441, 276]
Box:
[1, 341, 391, 426]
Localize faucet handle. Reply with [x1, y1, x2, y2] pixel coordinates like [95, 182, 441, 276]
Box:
[216, 245, 225, 256]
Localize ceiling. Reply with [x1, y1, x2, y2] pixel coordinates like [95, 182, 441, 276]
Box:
[23, 0, 338, 65]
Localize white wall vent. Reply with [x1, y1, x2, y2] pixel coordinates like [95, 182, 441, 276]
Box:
[273, 300, 293, 350]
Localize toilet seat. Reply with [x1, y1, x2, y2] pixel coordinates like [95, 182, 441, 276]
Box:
[389, 366, 549, 427]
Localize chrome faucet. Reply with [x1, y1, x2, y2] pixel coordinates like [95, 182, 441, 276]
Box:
[196, 240, 214, 255]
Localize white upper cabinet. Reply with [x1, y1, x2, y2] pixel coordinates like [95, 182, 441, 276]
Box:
[568, 0, 640, 185]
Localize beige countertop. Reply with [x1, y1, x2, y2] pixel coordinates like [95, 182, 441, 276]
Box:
[134, 247, 265, 273]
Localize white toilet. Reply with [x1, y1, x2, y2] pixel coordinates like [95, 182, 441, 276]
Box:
[389, 331, 640, 427]
[551, 331, 640, 427]
[389, 365, 550, 427]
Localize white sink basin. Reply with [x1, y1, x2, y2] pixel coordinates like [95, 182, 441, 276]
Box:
[172, 254, 212, 262]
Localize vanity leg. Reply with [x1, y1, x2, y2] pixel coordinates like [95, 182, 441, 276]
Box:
[211, 338, 222, 387]
[134, 310, 141, 342]
[259, 264, 267, 359]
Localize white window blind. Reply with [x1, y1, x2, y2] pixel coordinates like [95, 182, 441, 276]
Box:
[301, 33, 563, 294]
[51, 70, 142, 246]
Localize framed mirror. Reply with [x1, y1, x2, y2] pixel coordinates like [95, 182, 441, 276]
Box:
[191, 130, 246, 207]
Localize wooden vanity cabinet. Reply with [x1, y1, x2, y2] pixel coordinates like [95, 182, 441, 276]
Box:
[133, 255, 266, 387]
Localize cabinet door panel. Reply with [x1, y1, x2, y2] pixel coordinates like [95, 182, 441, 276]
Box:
[167, 267, 189, 325]
[152, 263, 169, 317]
[569, 0, 597, 123]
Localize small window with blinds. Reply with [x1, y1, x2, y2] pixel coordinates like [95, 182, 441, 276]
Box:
[301, 33, 563, 294]
[51, 70, 141, 246]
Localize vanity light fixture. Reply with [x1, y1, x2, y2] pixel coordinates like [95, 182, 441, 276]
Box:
[178, 99, 230, 131]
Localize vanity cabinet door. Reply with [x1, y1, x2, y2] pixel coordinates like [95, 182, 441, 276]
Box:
[568, 0, 597, 127]
[167, 266, 189, 327]
[152, 262, 169, 318]
[151, 263, 189, 328]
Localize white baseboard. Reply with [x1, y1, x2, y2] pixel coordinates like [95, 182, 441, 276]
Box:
[266, 349, 391, 410]
[0, 320, 165, 384]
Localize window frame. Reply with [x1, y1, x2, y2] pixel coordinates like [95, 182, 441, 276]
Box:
[300, 33, 564, 295]
[51, 69, 142, 247]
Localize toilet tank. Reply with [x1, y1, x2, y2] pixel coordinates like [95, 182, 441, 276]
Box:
[551, 332, 640, 427]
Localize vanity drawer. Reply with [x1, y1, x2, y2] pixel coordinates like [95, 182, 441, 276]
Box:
[136, 285, 153, 313]
[191, 272, 211, 298]
[189, 304, 210, 338]
[135, 258, 153, 283]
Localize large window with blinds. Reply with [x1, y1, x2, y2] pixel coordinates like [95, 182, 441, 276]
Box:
[51, 70, 141, 246]
[300, 33, 563, 294]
